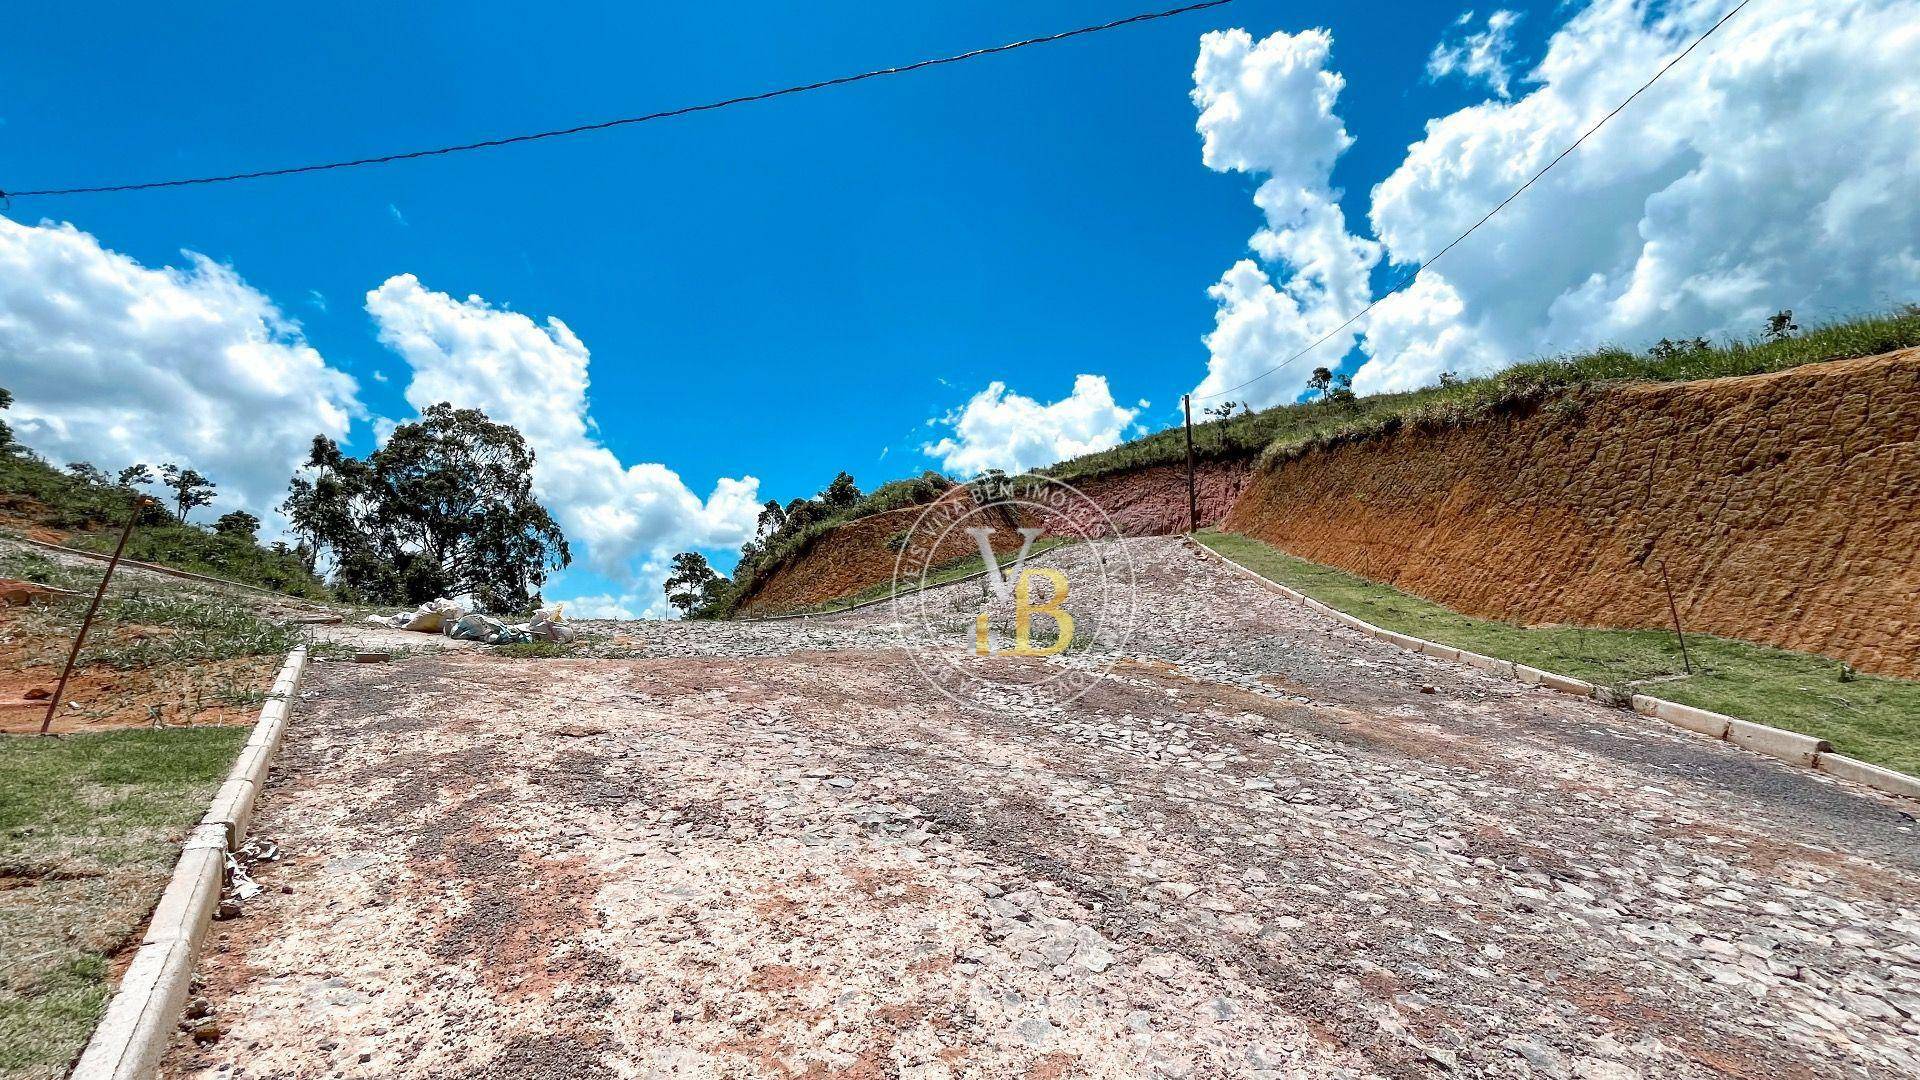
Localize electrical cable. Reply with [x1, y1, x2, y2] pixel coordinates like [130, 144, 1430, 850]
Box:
[1193, 0, 1753, 401]
[0, 0, 1238, 200]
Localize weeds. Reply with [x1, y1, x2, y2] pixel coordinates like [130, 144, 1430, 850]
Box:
[0, 728, 247, 1075]
[1046, 307, 1920, 483]
[77, 594, 303, 670]
[0, 550, 92, 592]
[1198, 530, 1920, 774]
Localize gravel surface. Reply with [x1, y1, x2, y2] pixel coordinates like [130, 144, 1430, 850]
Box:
[163, 537, 1920, 1078]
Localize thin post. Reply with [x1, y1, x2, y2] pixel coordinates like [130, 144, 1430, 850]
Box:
[1658, 559, 1693, 676]
[40, 500, 145, 735]
[1182, 394, 1198, 535]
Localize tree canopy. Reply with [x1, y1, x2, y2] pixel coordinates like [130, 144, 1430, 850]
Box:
[284, 403, 570, 611]
[663, 551, 728, 617]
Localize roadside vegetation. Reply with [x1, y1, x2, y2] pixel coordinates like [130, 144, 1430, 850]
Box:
[1197, 530, 1920, 775]
[1049, 306, 1920, 482]
[0, 727, 247, 1078]
[0, 545, 301, 732]
[714, 307, 1920, 617]
[0, 452, 327, 600]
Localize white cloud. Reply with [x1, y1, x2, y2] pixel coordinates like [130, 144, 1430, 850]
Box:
[924, 374, 1137, 476]
[1356, 0, 1920, 392]
[1427, 10, 1524, 98]
[363, 275, 760, 593]
[1190, 0, 1920, 398]
[554, 593, 639, 620]
[1190, 28, 1381, 408]
[0, 214, 360, 524]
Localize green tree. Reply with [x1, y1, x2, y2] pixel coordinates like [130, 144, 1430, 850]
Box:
[160, 464, 217, 522]
[819, 471, 862, 512]
[1326, 373, 1357, 407]
[65, 462, 109, 487]
[117, 463, 155, 489]
[755, 499, 788, 540]
[1765, 309, 1800, 342]
[1307, 367, 1334, 399]
[663, 551, 726, 617]
[0, 387, 13, 454]
[283, 403, 570, 611]
[213, 510, 262, 541]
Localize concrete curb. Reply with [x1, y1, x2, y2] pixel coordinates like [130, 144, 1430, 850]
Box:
[1187, 537, 1916, 803]
[70, 646, 308, 1080]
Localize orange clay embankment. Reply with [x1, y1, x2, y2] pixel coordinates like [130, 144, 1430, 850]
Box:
[740, 497, 1027, 616]
[738, 459, 1256, 615]
[1068, 459, 1254, 537]
[1224, 348, 1920, 678]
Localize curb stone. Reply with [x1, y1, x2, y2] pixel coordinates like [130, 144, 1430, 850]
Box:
[70, 646, 308, 1080]
[1186, 536, 1918, 803]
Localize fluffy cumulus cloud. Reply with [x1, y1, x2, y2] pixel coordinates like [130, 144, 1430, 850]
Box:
[1190, 28, 1381, 408]
[924, 374, 1137, 476]
[0, 215, 360, 523]
[1427, 10, 1524, 98]
[1191, 0, 1920, 399]
[364, 275, 759, 612]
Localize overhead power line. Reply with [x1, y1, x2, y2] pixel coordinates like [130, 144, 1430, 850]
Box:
[0, 0, 1237, 201]
[1195, 0, 1753, 401]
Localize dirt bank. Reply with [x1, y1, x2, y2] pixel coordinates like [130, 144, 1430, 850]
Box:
[1066, 458, 1253, 536]
[740, 496, 1030, 616]
[739, 460, 1254, 615]
[1225, 348, 1920, 678]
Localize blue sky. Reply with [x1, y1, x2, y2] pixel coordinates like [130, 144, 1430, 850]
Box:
[5, 1, 1914, 614]
[2, 1, 1546, 486]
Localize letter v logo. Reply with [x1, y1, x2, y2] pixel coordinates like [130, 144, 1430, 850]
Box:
[965, 526, 1043, 604]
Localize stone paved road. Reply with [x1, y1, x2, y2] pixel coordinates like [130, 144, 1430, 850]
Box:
[164, 538, 1920, 1078]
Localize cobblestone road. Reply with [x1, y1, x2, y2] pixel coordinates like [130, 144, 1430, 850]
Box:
[164, 538, 1920, 1078]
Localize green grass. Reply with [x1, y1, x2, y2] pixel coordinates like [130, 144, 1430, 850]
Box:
[1049, 308, 1920, 483]
[0, 728, 247, 1079]
[0, 551, 91, 593]
[78, 594, 304, 671]
[0, 451, 329, 600]
[1198, 530, 1920, 775]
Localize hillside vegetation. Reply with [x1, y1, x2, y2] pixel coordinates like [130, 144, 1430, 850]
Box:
[0, 453, 327, 599]
[1048, 307, 1920, 482]
[719, 307, 1920, 616]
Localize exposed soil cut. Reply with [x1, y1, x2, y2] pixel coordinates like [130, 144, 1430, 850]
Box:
[1225, 348, 1920, 677]
[740, 459, 1255, 615]
[741, 492, 1031, 615]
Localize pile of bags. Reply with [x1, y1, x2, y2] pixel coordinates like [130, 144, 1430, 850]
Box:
[364, 599, 577, 645]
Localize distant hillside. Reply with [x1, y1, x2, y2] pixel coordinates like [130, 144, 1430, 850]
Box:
[0, 452, 328, 599]
[725, 306, 1920, 617]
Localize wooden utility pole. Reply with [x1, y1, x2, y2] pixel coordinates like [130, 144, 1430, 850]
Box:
[1658, 560, 1693, 676]
[1182, 394, 1198, 535]
[41, 500, 147, 735]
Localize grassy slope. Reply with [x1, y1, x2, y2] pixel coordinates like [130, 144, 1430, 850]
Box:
[0, 453, 328, 600]
[727, 310, 1920, 617]
[0, 728, 247, 1079]
[1198, 530, 1920, 775]
[1048, 308, 1920, 482]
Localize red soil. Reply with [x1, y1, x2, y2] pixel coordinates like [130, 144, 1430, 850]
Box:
[1224, 348, 1920, 678]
